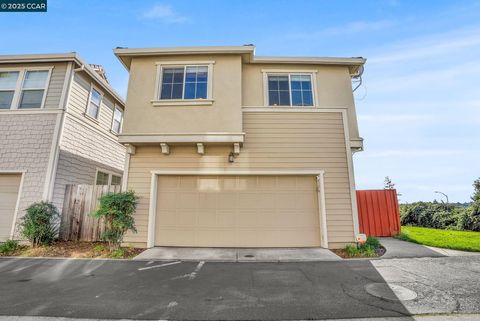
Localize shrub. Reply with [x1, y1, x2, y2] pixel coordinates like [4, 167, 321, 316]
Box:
[365, 236, 380, 249]
[92, 191, 138, 251]
[0, 239, 19, 255]
[343, 236, 381, 257]
[19, 202, 59, 247]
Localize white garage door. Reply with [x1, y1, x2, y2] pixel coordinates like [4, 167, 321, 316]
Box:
[0, 174, 22, 241]
[155, 175, 320, 247]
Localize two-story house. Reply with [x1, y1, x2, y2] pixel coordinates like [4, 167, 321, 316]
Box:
[0, 53, 126, 241]
[114, 45, 365, 249]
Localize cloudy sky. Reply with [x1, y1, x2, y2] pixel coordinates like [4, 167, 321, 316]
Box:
[1, 0, 478, 202]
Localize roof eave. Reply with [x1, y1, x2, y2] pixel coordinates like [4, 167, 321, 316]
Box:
[0, 53, 125, 107]
[113, 46, 256, 70]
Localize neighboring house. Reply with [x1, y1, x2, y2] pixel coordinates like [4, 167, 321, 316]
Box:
[114, 45, 365, 249]
[0, 53, 126, 241]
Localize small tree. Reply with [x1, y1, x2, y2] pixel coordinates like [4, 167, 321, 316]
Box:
[384, 176, 395, 189]
[92, 191, 138, 251]
[459, 178, 480, 231]
[20, 202, 59, 247]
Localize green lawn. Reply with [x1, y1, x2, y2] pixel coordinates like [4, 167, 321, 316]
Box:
[397, 226, 480, 252]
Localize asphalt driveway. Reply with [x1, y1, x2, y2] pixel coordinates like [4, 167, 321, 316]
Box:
[0, 256, 479, 320]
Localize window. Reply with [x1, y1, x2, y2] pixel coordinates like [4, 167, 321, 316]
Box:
[96, 170, 122, 187]
[19, 70, 49, 109]
[95, 171, 110, 185]
[159, 66, 208, 100]
[111, 175, 122, 186]
[0, 68, 51, 110]
[87, 87, 102, 119]
[267, 74, 314, 107]
[0, 71, 19, 109]
[111, 105, 123, 134]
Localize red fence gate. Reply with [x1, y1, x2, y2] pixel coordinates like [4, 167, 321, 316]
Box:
[356, 189, 401, 237]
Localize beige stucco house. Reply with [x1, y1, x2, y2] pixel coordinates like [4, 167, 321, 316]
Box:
[0, 53, 126, 241]
[115, 45, 365, 249]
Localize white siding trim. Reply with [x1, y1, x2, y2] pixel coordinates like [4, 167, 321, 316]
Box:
[42, 112, 63, 200]
[317, 173, 328, 248]
[341, 110, 360, 237]
[147, 169, 327, 248]
[45, 62, 75, 201]
[147, 172, 158, 248]
[242, 107, 348, 112]
[0, 109, 63, 115]
[121, 153, 130, 191]
[151, 169, 325, 175]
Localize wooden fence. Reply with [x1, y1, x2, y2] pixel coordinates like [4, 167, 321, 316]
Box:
[59, 184, 121, 242]
[357, 189, 401, 237]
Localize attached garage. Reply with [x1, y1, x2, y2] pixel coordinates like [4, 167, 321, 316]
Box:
[0, 174, 22, 242]
[153, 174, 327, 248]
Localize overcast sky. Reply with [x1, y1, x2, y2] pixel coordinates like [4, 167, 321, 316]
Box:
[1, 0, 479, 202]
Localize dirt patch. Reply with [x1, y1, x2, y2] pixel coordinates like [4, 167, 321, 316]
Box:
[332, 246, 386, 259]
[0, 241, 143, 259]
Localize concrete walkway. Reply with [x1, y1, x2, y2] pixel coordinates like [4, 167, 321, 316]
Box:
[380, 237, 445, 259]
[380, 237, 480, 259]
[133, 247, 342, 262]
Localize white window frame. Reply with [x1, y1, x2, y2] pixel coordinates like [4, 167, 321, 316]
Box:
[95, 168, 122, 187]
[152, 61, 214, 106]
[111, 104, 123, 134]
[262, 69, 318, 107]
[0, 66, 53, 110]
[85, 83, 103, 120]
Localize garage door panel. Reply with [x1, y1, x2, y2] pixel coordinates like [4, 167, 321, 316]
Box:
[0, 174, 22, 242]
[257, 176, 276, 189]
[160, 176, 180, 189]
[238, 192, 276, 209]
[196, 230, 237, 247]
[0, 193, 18, 208]
[156, 229, 196, 246]
[179, 176, 196, 189]
[216, 192, 237, 208]
[157, 191, 178, 208]
[178, 192, 199, 209]
[155, 175, 321, 247]
[174, 209, 197, 226]
[198, 193, 217, 209]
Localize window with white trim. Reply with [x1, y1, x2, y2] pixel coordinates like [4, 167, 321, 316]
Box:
[95, 171, 109, 185]
[95, 170, 122, 186]
[267, 74, 313, 106]
[111, 175, 122, 186]
[159, 66, 208, 100]
[111, 105, 123, 134]
[87, 87, 102, 119]
[0, 71, 19, 109]
[0, 68, 51, 110]
[19, 70, 49, 109]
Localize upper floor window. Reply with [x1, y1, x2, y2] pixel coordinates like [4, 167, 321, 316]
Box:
[267, 74, 314, 107]
[111, 105, 123, 134]
[0, 71, 19, 109]
[87, 87, 102, 119]
[19, 70, 49, 109]
[159, 65, 208, 100]
[0, 68, 51, 110]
